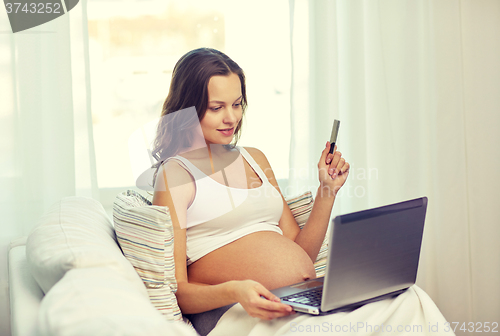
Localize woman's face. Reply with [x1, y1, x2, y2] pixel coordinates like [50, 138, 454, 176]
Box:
[201, 73, 243, 146]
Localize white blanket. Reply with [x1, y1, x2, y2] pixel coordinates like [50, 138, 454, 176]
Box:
[209, 286, 455, 336]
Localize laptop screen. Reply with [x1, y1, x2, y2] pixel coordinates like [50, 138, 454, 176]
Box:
[321, 197, 428, 312]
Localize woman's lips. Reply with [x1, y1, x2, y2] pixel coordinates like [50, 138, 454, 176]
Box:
[217, 127, 234, 136]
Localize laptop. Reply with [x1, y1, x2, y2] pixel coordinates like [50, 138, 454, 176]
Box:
[271, 196, 428, 315]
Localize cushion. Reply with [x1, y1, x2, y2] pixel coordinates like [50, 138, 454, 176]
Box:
[284, 191, 329, 277]
[113, 190, 182, 322]
[26, 196, 146, 295]
[37, 267, 196, 336]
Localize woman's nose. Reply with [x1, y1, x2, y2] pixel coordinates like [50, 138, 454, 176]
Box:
[223, 107, 238, 124]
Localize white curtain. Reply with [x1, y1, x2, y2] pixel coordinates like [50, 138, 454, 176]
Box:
[0, 1, 97, 334]
[289, 0, 500, 331]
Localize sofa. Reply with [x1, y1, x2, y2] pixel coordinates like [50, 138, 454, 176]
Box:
[9, 191, 453, 336]
[8, 190, 324, 336]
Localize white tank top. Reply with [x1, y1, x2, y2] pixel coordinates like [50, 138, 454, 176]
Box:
[165, 146, 284, 265]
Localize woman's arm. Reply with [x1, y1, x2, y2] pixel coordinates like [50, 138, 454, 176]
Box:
[245, 143, 349, 262]
[294, 142, 349, 260]
[152, 160, 294, 319]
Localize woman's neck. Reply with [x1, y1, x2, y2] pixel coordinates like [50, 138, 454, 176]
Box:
[178, 143, 230, 159]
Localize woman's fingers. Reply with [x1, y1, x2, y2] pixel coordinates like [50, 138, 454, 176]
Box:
[328, 151, 342, 176]
[319, 143, 349, 192]
[340, 160, 350, 174]
[325, 143, 337, 164]
[320, 142, 345, 177]
[257, 285, 280, 302]
[320, 141, 331, 167]
[248, 297, 294, 320]
[257, 301, 295, 319]
[257, 297, 292, 312]
[255, 289, 292, 313]
[336, 158, 345, 173]
[250, 282, 293, 318]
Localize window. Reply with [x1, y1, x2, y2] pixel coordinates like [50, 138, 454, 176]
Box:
[88, 0, 291, 191]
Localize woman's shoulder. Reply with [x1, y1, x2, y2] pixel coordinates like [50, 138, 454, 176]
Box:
[155, 157, 195, 188]
[161, 157, 189, 173]
[240, 146, 272, 170]
[240, 146, 266, 159]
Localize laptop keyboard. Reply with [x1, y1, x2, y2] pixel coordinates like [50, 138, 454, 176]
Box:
[282, 287, 323, 307]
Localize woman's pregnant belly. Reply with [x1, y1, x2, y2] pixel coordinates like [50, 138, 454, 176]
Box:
[187, 231, 316, 290]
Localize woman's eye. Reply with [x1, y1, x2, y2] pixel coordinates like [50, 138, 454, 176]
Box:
[210, 106, 222, 111]
[234, 102, 242, 107]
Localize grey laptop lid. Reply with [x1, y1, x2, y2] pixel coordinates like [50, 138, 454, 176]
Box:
[321, 197, 428, 312]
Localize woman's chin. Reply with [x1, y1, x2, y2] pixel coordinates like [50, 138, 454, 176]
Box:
[206, 137, 234, 146]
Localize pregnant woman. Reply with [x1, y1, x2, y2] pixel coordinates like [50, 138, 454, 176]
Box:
[151, 48, 349, 335]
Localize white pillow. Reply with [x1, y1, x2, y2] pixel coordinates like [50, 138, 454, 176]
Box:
[26, 196, 145, 295]
[37, 267, 197, 336]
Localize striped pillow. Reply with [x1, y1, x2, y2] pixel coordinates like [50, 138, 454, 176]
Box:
[113, 190, 182, 322]
[285, 191, 329, 277]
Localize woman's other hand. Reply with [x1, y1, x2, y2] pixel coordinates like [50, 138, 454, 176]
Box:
[318, 141, 350, 197]
[230, 280, 295, 320]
